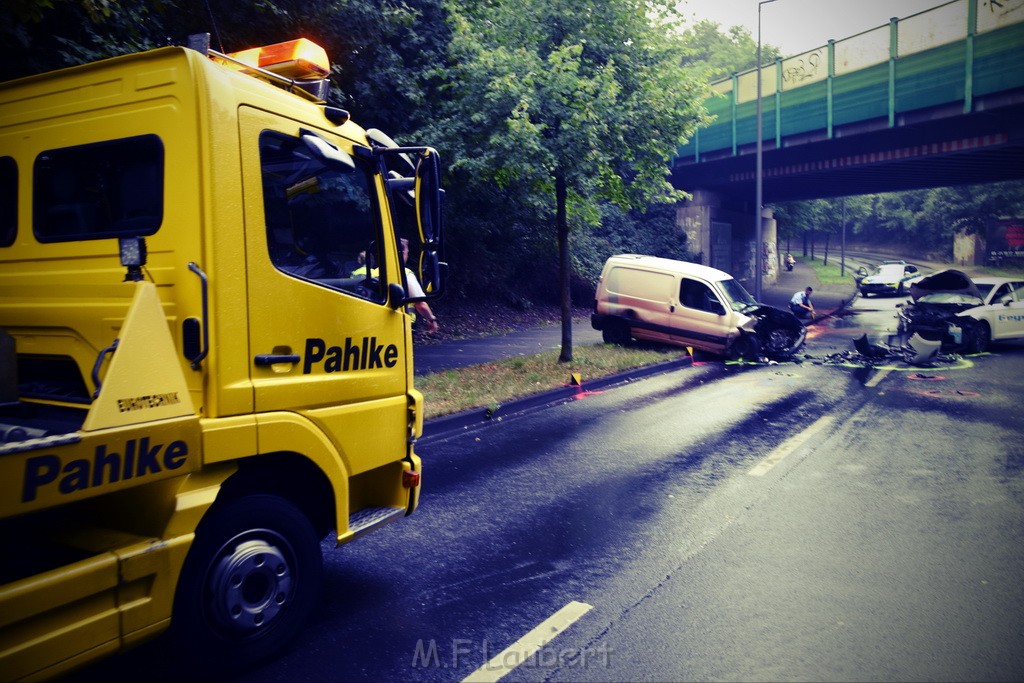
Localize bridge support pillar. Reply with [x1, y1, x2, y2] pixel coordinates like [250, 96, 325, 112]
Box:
[675, 190, 779, 292]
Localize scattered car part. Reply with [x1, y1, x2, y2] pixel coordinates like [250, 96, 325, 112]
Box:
[903, 333, 943, 365]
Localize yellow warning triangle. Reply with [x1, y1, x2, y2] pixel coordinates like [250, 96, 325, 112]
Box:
[83, 282, 196, 431]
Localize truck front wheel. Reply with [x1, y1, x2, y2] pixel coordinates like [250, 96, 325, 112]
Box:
[172, 494, 323, 670]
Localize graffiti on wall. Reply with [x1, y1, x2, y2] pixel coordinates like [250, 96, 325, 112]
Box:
[782, 50, 826, 88]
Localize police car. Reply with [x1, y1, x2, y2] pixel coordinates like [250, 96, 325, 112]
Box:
[858, 260, 922, 297]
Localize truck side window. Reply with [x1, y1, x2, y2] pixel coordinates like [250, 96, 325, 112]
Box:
[259, 131, 386, 303]
[1, 156, 14, 247]
[32, 135, 163, 242]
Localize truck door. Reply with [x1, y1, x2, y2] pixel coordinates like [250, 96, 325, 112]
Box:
[240, 109, 407, 419]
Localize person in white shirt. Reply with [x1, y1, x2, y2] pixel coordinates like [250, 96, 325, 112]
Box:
[789, 286, 815, 321]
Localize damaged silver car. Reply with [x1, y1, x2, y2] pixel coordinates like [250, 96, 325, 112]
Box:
[897, 269, 1024, 353]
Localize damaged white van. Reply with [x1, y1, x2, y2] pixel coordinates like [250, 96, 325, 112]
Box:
[591, 255, 806, 359]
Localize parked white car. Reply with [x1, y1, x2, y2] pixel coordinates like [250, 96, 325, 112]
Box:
[897, 270, 1024, 353]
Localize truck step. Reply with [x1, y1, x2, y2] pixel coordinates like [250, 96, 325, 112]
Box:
[348, 506, 404, 537]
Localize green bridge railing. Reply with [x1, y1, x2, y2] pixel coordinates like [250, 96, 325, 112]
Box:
[678, 0, 1024, 162]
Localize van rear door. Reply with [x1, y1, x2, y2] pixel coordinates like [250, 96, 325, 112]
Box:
[604, 266, 675, 343]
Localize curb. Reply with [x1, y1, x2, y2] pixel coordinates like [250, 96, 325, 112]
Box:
[420, 355, 695, 443]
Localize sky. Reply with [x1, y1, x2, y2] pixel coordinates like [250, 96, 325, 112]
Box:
[680, 0, 950, 57]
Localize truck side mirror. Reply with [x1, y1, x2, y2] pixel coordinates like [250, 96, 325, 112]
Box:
[414, 149, 442, 245]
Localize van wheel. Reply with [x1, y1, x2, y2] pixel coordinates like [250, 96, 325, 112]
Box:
[172, 494, 323, 672]
[602, 320, 631, 346]
[729, 334, 761, 361]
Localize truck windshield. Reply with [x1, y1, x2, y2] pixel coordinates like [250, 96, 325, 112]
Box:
[718, 278, 758, 312]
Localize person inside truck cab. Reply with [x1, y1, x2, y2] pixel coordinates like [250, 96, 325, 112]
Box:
[350, 250, 379, 278]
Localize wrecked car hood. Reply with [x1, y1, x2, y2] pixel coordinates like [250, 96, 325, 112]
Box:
[748, 304, 807, 358]
[908, 269, 983, 303]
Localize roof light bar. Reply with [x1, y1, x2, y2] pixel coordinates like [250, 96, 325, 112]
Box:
[227, 38, 330, 80]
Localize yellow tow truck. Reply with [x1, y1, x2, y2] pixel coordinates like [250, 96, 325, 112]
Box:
[0, 34, 444, 680]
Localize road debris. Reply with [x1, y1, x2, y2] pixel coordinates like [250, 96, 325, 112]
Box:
[811, 333, 964, 368]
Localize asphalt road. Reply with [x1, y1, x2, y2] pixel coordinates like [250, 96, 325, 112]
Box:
[75, 293, 1024, 683]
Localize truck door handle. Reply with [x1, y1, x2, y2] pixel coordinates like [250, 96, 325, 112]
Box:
[255, 353, 300, 366]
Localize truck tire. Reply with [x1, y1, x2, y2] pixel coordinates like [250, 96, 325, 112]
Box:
[172, 494, 323, 671]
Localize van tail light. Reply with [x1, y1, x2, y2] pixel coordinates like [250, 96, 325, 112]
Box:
[403, 470, 421, 488]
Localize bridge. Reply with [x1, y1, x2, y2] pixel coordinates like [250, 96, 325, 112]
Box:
[671, 0, 1024, 281]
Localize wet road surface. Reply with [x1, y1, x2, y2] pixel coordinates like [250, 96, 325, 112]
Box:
[75, 297, 1024, 682]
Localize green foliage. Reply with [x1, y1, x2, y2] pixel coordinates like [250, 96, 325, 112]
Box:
[425, 0, 709, 359]
[572, 203, 692, 287]
[680, 20, 782, 83]
[772, 181, 1024, 258]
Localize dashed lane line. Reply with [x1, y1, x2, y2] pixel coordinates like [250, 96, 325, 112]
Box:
[461, 601, 593, 683]
[748, 414, 836, 477]
[865, 367, 893, 387]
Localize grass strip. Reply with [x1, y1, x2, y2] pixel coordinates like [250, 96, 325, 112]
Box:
[416, 343, 684, 419]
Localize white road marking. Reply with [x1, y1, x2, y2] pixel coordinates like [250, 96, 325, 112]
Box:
[748, 415, 836, 477]
[865, 367, 893, 387]
[461, 601, 593, 683]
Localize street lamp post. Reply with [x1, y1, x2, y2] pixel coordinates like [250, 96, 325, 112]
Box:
[755, 0, 778, 301]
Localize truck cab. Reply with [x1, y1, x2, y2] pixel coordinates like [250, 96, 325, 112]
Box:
[0, 36, 443, 680]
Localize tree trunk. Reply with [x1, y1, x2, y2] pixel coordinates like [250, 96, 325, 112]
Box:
[556, 171, 572, 363]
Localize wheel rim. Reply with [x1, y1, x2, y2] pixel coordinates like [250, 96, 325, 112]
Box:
[207, 533, 295, 636]
[765, 329, 794, 355]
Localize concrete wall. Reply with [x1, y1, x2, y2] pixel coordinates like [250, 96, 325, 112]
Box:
[953, 231, 985, 266]
[675, 190, 779, 291]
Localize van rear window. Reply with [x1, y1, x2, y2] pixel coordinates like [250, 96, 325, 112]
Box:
[0, 157, 15, 247]
[33, 135, 164, 242]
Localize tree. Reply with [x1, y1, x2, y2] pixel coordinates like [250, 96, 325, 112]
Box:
[914, 182, 1024, 252]
[428, 0, 709, 361]
[680, 20, 781, 82]
[0, 0, 445, 136]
